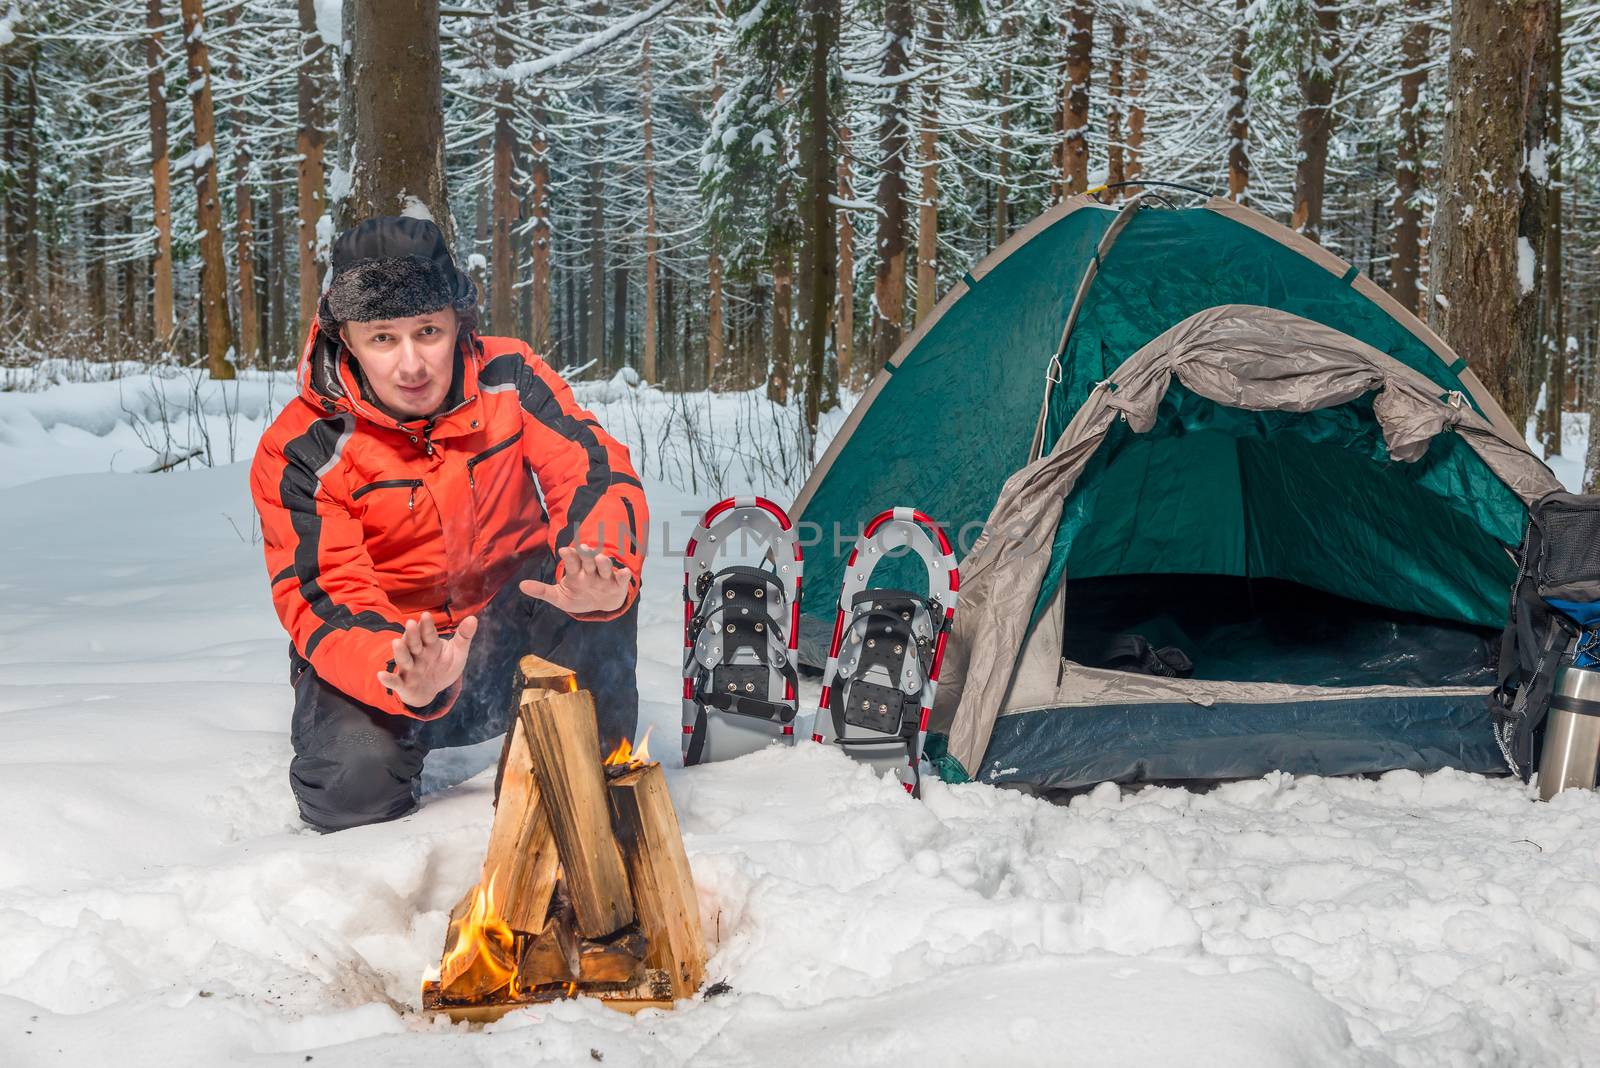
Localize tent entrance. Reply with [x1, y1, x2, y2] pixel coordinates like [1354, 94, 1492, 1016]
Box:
[1044, 384, 1520, 693]
[1061, 573, 1497, 689]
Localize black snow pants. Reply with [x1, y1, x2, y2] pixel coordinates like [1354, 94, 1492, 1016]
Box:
[287, 551, 639, 832]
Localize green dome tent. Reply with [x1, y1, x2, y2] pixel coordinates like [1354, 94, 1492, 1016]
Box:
[793, 192, 1560, 791]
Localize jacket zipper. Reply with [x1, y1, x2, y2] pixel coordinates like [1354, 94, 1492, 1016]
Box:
[466, 429, 526, 490]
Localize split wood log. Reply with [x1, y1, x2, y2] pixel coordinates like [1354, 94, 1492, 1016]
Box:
[518, 887, 582, 984]
[519, 652, 578, 692]
[518, 922, 648, 988]
[479, 715, 561, 933]
[607, 763, 707, 999]
[519, 687, 635, 937]
[421, 980, 676, 1023]
[577, 926, 649, 986]
[437, 885, 518, 1000]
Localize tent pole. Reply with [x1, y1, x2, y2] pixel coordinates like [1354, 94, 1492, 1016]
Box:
[1029, 193, 1152, 463]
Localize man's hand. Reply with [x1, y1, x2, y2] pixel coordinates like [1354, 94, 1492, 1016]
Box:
[376, 611, 479, 709]
[520, 543, 631, 617]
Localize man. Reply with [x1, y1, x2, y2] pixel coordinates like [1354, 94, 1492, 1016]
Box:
[250, 216, 648, 832]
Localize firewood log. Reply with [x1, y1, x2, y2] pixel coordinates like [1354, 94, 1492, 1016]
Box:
[519, 687, 635, 937]
[607, 763, 707, 999]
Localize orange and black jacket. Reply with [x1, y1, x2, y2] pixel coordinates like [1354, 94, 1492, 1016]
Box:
[249, 323, 648, 719]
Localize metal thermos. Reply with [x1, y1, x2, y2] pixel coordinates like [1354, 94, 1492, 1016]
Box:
[1538, 663, 1600, 801]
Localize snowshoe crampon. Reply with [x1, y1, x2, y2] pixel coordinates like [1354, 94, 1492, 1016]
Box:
[682, 497, 803, 765]
[804, 507, 959, 796]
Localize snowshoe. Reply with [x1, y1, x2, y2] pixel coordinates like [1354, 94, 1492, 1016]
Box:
[803, 507, 959, 796]
[681, 497, 804, 765]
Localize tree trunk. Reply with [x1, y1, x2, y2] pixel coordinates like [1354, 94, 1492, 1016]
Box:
[707, 50, 726, 388]
[1126, 35, 1146, 195]
[490, 0, 517, 333]
[146, 2, 176, 349]
[800, 0, 839, 435]
[473, 130, 490, 300]
[1390, 0, 1431, 317]
[1427, 0, 1551, 433]
[1106, 17, 1125, 195]
[1062, 1, 1093, 196]
[86, 101, 106, 344]
[121, 209, 138, 354]
[1538, 2, 1563, 456]
[836, 120, 855, 390]
[769, 249, 792, 403]
[660, 269, 675, 386]
[22, 51, 36, 338]
[2, 60, 13, 316]
[1291, 0, 1340, 240]
[296, 0, 331, 340]
[641, 32, 658, 382]
[235, 183, 259, 367]
[1227, 0, 1250, 201]
[868, 0, 911, 371]
[587, 153, 606, 369]
[227, 9, 259, 369]
[611, 264, 628, 368]
[180, 0, 236, 379]
[530, 94, 552, 353]
[994, 19, 1012, 242]
[914, 1, 942, 325]
[338, 0, 453, 246]
[1515, 0, 1554, 420]
[269, 180, 287, 363]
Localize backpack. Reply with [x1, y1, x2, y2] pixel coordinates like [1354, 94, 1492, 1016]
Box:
[1489, 492, 1600, 779]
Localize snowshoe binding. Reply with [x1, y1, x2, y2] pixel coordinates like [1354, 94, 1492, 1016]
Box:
[803, 507, 959, 797]
[682, 497, 804, 765]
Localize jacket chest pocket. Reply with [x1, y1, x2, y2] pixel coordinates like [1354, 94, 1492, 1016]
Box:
[351, 477, 428, 539]
[466, 429, 524, 489]
[466, 429, 525, 507]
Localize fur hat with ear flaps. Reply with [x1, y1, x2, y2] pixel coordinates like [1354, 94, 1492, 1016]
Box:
[316, 215, 479, 341]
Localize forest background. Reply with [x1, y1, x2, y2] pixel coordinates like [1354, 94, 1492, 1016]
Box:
[0, 0, 1596, 480]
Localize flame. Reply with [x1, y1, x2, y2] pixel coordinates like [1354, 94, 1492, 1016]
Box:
[603, 736, 634, 766]
[564, 980, 578, 999]
[440, 874, 517, 994]
[603, 725, 655, 768]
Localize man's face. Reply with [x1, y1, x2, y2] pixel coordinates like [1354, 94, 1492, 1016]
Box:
[340, 308, 458, 420]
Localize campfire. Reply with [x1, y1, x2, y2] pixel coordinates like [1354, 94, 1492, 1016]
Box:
[422, 655, 706, 1021]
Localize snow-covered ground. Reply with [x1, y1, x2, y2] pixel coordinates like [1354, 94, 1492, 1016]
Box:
[3, 371, 1600, 1066]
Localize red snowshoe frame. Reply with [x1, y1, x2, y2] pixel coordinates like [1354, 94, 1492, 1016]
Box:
[681, 497, 804, 765]
[805, 507, 959, 796]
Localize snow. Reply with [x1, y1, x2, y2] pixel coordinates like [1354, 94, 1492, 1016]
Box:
[1518, 235, 1538, 297]
[2, 373, 1600, 1064]
[1526, 400, 1590, 492]
[327, 164, 352, 209]
[489, 0, 682, 86]
[313, 0, 342, 50]
[173, 143, 215, 174]
[398, 195, 435, 224]
[1526, 141, 1550, 185]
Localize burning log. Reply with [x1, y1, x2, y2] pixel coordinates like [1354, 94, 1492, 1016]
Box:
[517, 890, 583, 984]
[607, 762, 707, 999]
[438, 879, 518, 1000]
[424, 656, 706, 1022]
[519, 686, 634, 938]
[479, 716, 560, 932]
